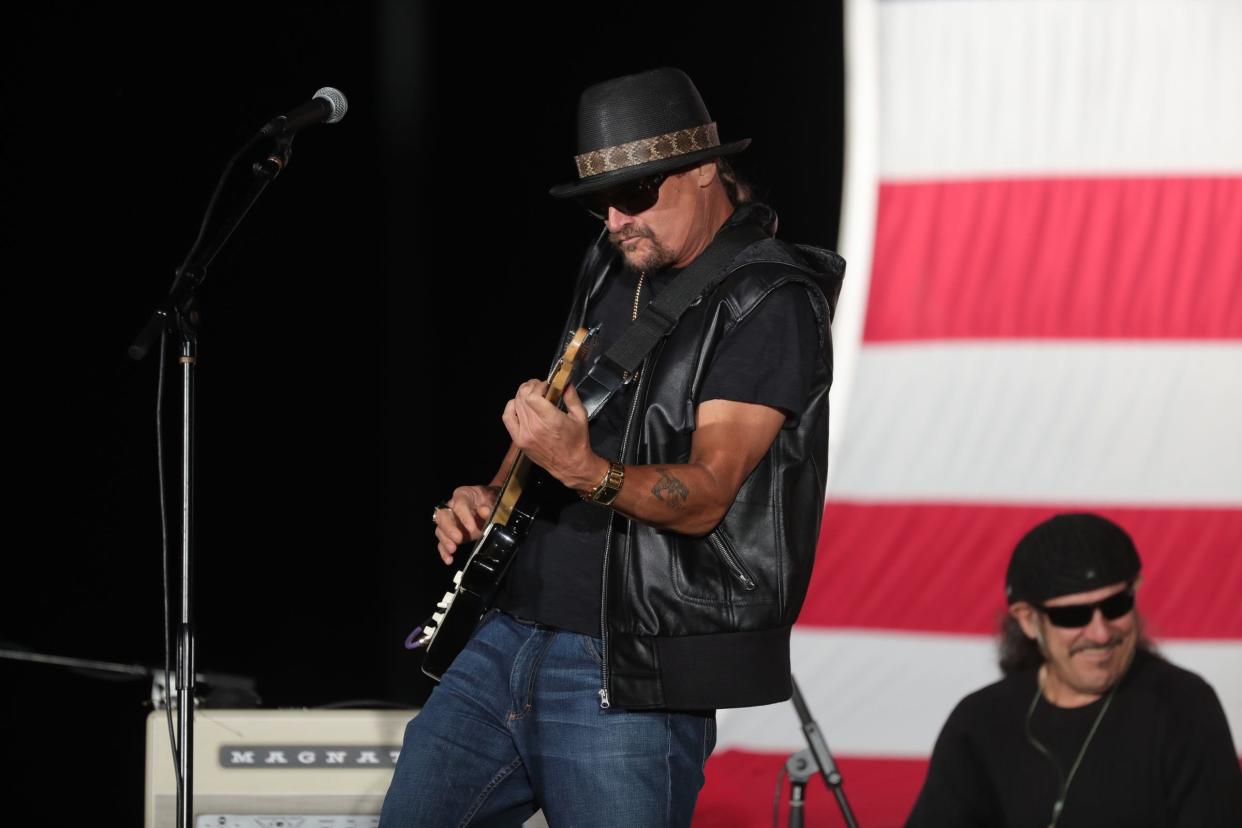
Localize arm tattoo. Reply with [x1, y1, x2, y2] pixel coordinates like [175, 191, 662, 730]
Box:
[651, 468, 690, 507]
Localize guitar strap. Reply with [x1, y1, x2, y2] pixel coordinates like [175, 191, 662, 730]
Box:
[576, 220, 768, 421]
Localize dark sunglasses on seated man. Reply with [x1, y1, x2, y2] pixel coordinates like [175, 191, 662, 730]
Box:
[1037, 586, 1135, 628]
[578, 172, 669, 220]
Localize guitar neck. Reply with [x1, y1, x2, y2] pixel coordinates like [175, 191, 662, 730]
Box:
[492, 453, 533, 525]
[486, 327, 589, 528]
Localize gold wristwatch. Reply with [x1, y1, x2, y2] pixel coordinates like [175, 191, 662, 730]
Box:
[582, 459, 625, 506]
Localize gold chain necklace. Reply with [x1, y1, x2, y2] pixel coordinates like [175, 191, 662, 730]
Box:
[622, 272, 645, 382]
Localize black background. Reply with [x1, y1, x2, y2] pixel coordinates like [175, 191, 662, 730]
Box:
[1, 2, 842, 819]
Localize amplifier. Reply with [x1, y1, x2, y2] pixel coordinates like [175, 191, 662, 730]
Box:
[144, 709, 548, 828]
[144, 708, 415, 828]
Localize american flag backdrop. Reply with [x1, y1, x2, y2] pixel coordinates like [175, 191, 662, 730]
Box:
[694, 1, 1242, 825]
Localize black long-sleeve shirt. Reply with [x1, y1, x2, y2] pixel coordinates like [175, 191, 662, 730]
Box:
[906, 649, 1242, 828]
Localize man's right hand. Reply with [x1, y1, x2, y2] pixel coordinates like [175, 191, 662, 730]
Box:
[433, 484, 499, 564]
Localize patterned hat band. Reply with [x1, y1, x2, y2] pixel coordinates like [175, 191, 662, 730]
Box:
[574, 123, 720, 179]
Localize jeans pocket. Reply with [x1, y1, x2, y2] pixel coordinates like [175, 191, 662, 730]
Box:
[702, 715, 717, 765]
[473, 608, 502, 635]
[580, 633, 603, 665]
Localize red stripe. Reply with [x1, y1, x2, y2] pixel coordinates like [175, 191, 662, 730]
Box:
[697, 749, 1242, 826]
[865, 176, 1242, 341]
[801, 502, 1242, 637]
[697, 750, 928, 827]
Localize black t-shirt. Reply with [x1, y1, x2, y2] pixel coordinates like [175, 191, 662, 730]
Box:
[495, 265, 821, 635]
[905, 649, 1242, 828]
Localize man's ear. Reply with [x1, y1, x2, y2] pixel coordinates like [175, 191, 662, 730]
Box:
[1009, 602, 1040, 640]
[696, 160, 718, 188]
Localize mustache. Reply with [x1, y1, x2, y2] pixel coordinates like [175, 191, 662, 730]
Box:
[609, 227, 653, 245]
[1070, 636, 1126, 655]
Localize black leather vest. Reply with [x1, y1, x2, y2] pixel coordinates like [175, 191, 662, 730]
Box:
[560, 204, 845, 710]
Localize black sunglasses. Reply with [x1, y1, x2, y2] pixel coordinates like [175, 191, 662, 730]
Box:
[578, 172, 668, 220]
[1037, 587, 1135, 628]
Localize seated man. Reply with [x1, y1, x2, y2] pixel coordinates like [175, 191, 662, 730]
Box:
[906, 512, 1242, 828]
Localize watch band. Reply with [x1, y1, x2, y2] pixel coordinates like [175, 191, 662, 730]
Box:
[583, 459, 625, 505]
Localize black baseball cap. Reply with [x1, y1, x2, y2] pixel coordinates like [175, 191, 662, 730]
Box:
[1005, 513, 1141, 606]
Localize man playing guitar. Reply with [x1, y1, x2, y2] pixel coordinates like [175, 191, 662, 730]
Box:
[381, 67, 844, 828]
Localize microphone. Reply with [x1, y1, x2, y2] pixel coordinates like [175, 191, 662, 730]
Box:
[260, 87, 348, 137]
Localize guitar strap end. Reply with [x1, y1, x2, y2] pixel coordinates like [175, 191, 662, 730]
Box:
[576, 358, 626, 422]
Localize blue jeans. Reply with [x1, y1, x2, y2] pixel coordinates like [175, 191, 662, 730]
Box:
[380, 611, 716, 827]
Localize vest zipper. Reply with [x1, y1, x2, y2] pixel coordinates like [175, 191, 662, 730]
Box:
[598, 365, 646, 709]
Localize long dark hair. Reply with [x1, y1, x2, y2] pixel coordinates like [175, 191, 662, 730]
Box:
[715, 156, 753, 206]
[998, 615, 1044, 675]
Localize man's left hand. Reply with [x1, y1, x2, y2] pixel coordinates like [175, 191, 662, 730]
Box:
[502, 380, 606, 493]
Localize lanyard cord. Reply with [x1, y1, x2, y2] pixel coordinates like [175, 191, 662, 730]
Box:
[1023, 670, 1118, 828]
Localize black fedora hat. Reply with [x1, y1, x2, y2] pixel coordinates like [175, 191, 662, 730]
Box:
[549, 67, 750, 199]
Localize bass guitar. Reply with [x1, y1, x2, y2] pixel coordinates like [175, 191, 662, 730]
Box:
[415, 326, 595, 680]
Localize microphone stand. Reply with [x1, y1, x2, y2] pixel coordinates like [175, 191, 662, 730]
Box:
[129, 131, 296, 828]
[786, 674, 860, 828]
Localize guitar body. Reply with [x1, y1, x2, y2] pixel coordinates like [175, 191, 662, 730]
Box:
[417, 327, 593, 681]
[419, 495, 535, 680]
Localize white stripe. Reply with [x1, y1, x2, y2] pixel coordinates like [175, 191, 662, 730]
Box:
[714, 628, 1242, 756]
[828, 343, 1242, 504]
[877, 0, 1242, 178]
[829, 0, 883, 488]
[717, 630, 999, 756]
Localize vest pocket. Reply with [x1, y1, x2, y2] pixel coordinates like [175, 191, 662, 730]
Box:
[707, 527, 756, 590]
[668, 526, 768, 605]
